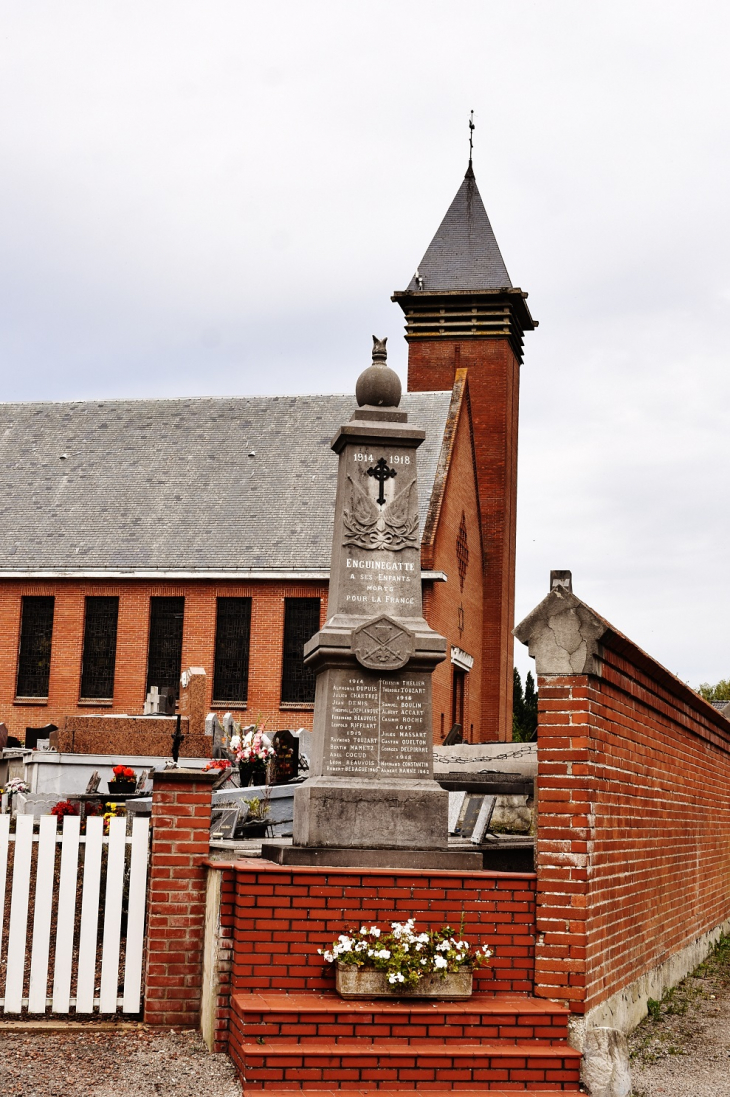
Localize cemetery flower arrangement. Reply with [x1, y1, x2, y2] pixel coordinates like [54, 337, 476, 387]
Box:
[110, 765, 136, 784]
[2, 778, 29, 796]
[204, 758, 232, 771]
[51, 800, 80, 819]
[232, 727, 275, 765]
[318, 918, 492, 990]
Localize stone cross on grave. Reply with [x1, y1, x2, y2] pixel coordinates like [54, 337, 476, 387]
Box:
[367, 457, 396, 505]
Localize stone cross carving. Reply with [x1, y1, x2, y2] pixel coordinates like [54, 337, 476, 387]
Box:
[367, 457, 397, 506]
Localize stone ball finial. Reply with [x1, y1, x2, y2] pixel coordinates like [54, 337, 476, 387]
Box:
[355, 336, 402, 408]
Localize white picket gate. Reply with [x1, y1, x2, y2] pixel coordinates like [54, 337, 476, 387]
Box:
[0, 812, 150, 1014]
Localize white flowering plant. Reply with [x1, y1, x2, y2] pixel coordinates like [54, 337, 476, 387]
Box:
[318, 917, 492, 991]
[2, 778, 29, 796]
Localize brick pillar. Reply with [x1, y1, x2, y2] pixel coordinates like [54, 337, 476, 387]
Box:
[533, 675, 591, 1011]
[144, 767, 218, 1026]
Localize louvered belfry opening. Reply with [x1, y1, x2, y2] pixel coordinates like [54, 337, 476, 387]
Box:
[16, 595, 55, 698]
[280, 597, 320, 704]
[213, 597, 252, 704]
[80, 595, 119, 699]
[146, 596, 185, 695]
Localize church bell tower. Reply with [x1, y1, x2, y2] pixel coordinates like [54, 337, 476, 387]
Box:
[393, 161, 536, 741]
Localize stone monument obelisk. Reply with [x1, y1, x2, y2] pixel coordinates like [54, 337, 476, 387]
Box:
[263, 338, 481, 869]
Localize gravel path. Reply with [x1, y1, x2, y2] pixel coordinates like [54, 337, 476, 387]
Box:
[630, 935, 730, 1096]
[0, 1027, 241, 1097]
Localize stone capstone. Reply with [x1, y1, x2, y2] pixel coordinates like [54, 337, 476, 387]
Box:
[581, 1027, 631, 1097]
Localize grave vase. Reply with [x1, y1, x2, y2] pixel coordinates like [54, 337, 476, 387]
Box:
[238, 760, 268, 788]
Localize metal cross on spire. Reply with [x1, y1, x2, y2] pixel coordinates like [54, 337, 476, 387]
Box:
[468, 110, 475, 164]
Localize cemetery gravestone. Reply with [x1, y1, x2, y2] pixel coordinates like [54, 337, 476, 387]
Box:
[271, 729, 299, 785]
[264, 338, 481, 868]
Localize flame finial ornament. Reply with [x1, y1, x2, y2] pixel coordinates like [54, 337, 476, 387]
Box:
[355, 336, 402, 408]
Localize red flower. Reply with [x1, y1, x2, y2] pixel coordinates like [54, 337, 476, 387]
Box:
[51, 800, 79, 819]
[112, 764, 136, 781]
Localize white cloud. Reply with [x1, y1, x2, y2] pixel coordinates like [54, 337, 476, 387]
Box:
[1, 1, 729, 687]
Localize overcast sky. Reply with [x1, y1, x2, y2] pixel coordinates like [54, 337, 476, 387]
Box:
[1, 2, 729, 689]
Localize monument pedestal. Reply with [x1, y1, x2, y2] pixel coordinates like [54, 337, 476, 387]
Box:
[260, 840, 483, 870]
[293, 776, 447, 850]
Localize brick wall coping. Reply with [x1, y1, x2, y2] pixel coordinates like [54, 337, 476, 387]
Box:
[150, 767, 219, 784]
[203, 855, 536, 881]
[515, 585, 730, 744]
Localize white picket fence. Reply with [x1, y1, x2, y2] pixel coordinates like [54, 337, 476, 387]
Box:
[0, 813, 149, 1014]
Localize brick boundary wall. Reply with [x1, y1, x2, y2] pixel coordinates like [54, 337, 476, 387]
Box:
[515, 585, 730, 1031]
[144, 768, 218, 1026]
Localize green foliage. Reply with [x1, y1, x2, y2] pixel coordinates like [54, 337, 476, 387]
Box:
[513, 667, 538, 741]
[318, 918, 492, 991]
[697, 678, 730, 701]
[646, 997, 661, 1021]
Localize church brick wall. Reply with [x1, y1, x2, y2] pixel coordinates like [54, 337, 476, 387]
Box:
[0, 573, 466, 745]
[408, 337, 521, 742]
[0, 577, 327, 742]
[533, 647, 730, 1017]
[422, 386, 484, 742]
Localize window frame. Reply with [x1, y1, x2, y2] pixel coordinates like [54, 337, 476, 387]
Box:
[145, 596, 186, 698]
[79, 595, 120, 701]
[15, 595, 55, 700]
[280, 597, 320, 706]
[212, 596, 252, 705]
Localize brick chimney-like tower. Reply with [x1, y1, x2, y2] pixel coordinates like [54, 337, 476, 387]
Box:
[393, 164, 536, 741]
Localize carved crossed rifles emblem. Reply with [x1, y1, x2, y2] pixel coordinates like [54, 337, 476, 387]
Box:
[352, 616, 414, 671]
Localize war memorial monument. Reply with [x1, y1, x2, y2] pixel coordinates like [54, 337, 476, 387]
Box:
[263, 338, 481, 869]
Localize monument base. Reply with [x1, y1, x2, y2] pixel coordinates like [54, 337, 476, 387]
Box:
[293, 777, 448, 851]
[260, 841, 483, 871]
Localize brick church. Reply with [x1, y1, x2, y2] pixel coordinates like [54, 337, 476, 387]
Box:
[0, 162, 534, 744]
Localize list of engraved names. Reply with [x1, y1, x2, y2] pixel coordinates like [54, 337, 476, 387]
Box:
[325, 671, 430, 779]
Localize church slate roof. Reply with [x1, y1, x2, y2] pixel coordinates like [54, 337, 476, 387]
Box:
[0, 392, 452, 573]
[405, 165, 512, 293]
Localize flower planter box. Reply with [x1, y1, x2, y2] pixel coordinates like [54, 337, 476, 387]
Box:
[336, 963, 473, 999]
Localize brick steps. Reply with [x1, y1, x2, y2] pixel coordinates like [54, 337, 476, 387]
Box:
[231, 992, 581, 1092]
[245, 1091, 583, 1097]
[233, 992, 570, 1045]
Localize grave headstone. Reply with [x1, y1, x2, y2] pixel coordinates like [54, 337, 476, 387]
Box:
[209, 805, 240, 841]
[0, 722, 8, 751]
[144, 686, 176, 716]
[265, 337, 478, 868]
[295, 728, 312, 772]
[271, 729, 299, 785]
[85, 771, 101, 794]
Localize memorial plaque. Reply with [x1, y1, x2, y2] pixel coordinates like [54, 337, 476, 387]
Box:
[210, 805, 239, 841]
[322, 669, 430, 780]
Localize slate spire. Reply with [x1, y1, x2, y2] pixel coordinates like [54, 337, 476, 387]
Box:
[406, 164, 512, 293]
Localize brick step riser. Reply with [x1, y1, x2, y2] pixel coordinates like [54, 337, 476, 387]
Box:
[240, 1052, 581, 1089]
[242, 1027, 569, 1047]
[235, 1010, 569, 1047]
